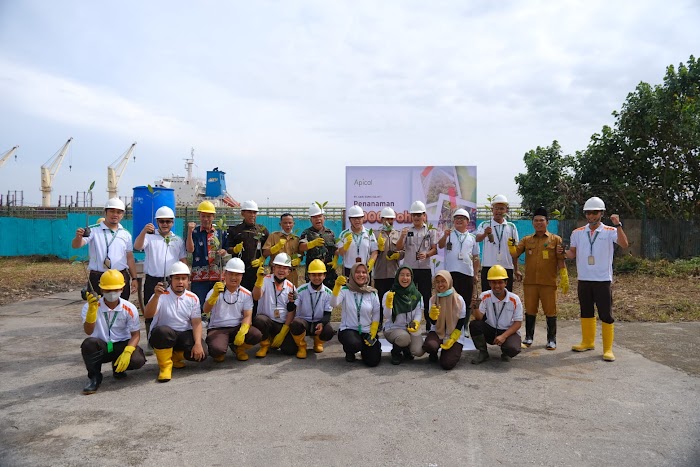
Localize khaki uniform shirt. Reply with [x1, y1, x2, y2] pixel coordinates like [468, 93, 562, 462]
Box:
[373, 229, 403, 280]
[263, 231, 301, 285]
[514, 231, 564, 286]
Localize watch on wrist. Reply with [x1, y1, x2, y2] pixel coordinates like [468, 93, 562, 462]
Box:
[613, 222, 622, 227]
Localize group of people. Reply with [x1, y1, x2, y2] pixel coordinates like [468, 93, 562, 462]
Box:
[72, 194, 628, 394]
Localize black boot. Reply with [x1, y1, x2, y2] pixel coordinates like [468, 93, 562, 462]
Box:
[390, 345, 403, 365]
[522, 315, 536, 347]
[402, 347, 414, 361]
[82, 350, 104, 395]
[471, 334, 489, 364]
[546, 316, 557, 350]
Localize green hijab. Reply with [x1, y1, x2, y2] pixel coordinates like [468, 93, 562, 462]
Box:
[390, 266, 422, 321]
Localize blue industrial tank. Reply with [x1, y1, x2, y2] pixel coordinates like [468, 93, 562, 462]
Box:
[205, 169, 227, 198]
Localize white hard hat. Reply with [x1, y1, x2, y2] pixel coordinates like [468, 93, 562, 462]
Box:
[225, 257, 245, 273]
[272, 252, 292, 267]
[347, 205, 364, 218]
[453, 208, 470, 220]
[155, 206, 175, 219]
[380, 207, 396, 219]
[409, 200, 426, 214]
[169, 262, 191, 277]
[105, 198, 125, 211]
[491, 195, 509, 207]
[240, 200, 259, 212]
[583, 196, 606, 211]
[309, 203, 324, 217]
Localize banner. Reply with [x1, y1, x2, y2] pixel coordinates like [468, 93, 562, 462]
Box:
[345, 166, 478, 237]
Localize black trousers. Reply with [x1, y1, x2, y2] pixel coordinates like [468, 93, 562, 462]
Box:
[338, 329, 381, 367]
[81, 337, 146, 372]
[149, 326, 208, 360]
[413, 269, 433, 327]
[374, 277, 394, 323]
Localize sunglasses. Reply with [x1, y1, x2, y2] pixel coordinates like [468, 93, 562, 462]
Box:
[158, 219, 174, 224]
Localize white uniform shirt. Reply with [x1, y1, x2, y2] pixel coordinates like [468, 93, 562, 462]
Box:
[428, 294, 467, 333]
[82, 297, 140, 343]
[206, 286, 253, 329]
[476, 218, 519, 269]
[401, 225, 437, 270]
[570, 224, 619, 281]
[295, 283, 333, 323]
[478, 290, 523, 334]
[257, 275, 296, 324]
[149, 288, 201, 333]
[443, 230, 480, 276]
[336, 227, 378, 268]
[82, 222, 133, 272]
[331, 287, 380, 333]
[142, 232, 187, 277]
[382, 294, 423, 332]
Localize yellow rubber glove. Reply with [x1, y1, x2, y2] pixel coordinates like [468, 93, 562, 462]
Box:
[327, 255, 339, 270]
[291, 257, 301, 267]
[207, 281, 225, 305]
[440, 328, 463, 350]
[270, 238, 287, 255]
[377, 234, 386, 252]
[367, 257, 376, 273]
[271, 324, 289, 348]
[113, 345, 136, 373]
[342, 234, 353, 251]
[429, 304, 440, 321]
[363, 321, 380, 345]
[508, 238, 517, 256]
[234, 323, 250, 346]
[407, 320, 420, 333]
[385, 291, 395, 309]
[307, 237, 325, 249]
[254, 266, 266, 288]
[251, 257, 265, 268]
[232, 242, 244, 254]
[85, 292, 99, 324]
[559, 268, 570, 294]
[387, 252, 400, 261]
[332, 275, 347, 296]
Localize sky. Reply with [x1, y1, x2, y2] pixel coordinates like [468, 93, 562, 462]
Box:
[0, 0, 698, 208]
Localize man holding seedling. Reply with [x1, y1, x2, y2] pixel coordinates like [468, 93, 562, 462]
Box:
[72, 197, 138, 300]
[475, 194, 520, 292]
[299, 202, 338, 288]
[336, 205, 378, 277]
[80, 270, 146, 394]
[373, 207, 404, 324]
[227, 200, 269, 299]
[262, 212, 301, 285]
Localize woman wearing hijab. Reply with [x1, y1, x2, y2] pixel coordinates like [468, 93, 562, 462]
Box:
[422, 270, 467, 370]
[382, 266, 425, 365]
[330, 263, 382, 366]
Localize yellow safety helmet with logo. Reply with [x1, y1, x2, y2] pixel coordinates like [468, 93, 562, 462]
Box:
[487, 265, 509, 281]
[99, 270, 126, 290]
[307, 259, 327, 274]
[197, 200, 216, 214]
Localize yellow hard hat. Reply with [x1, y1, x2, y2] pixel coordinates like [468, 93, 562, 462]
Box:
[197, 200, 216, 214]
[99, 269, 125, 291]
[307, 259, 327, 274]
[487, 265, 508, 281]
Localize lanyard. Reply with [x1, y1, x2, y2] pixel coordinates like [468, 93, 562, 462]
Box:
[492, 221, 505, 253]
[492, 299, 507, 328]
[102, 309, 119, 343]
[309, 288, 322, 320]
[275, 283, 286, 309]
[353, 293, 364, 333]
[588, 229, 600, 255]
[103, 229, 118, 256]
[352, 231, 364, 257]
[222, 288, 240, 305]
[455, 231, 467, 251]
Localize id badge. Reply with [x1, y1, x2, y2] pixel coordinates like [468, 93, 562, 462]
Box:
[355, 257, 362, 263]
[274, 309, 280, 319]
[588, 255, 595, 265]
[542, 250, 549, 260]
[103, 257, 111, 269]
[107, 341, 113, 353]
[497, 252, 502, 262]
[446, 242, 452, 251]
[457, 252, 463, 260]
[256, 241, 261, 250]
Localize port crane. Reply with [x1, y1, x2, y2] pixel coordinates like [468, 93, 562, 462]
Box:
[41, 138, 73, 207]
[0, 146, 19, 169]
[107, 142, 137, 199]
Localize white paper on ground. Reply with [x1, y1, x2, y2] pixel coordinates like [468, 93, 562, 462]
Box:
[379, 331, 476, 353]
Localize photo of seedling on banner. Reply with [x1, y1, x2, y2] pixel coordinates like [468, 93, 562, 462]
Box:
[81, 181, 96, 237]
[71, 255, 97, 301]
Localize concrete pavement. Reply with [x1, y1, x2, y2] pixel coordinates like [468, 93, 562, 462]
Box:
[1, 291, 698, 466]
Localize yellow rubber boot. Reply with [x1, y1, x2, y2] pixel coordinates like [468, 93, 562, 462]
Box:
[293, 332, 307, 359]
[313, 335, 324, 353]
[236, 343, 252, 361]
[172, 350, 186, 368]
[153, 348, 173, 382]
[572, 317, 596, 352]
[255, 339, 270, 358]
[212, 354, 225, 363]
[602, 322, 616, 362]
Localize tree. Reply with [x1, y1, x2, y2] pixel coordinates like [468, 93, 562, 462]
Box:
[514, 140, 579, 217]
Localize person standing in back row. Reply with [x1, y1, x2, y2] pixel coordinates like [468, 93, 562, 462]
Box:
[262, 213, 301, 285]
[336, 205, 378, 277]
[299, 203, 338, 289]
[396, 200, 437, 331]
[475, 195, 520, 292]
[566, 196, 628, 362]
[227, 200, 269, 298]
[372, 207, 404, 324]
